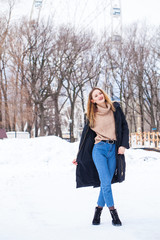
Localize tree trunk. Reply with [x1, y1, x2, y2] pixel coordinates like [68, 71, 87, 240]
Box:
[139, 95, 144, 133]
[70, 102, 75, 142]
[4, 99, 11, 131]
[132, 103, 137, 132]
[39, 103, 45, 136]
[80, 87, 85, 115]
[20, 76, 24, 131]
[0, 88, 2, 128]
[20, 92, 24, 131]
[0, 57, 3, 128]
[34, 104, 38, 137]
[54, 93, 62, 137]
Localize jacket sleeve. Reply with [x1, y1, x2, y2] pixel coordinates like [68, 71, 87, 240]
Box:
[119, 106, 130, 149]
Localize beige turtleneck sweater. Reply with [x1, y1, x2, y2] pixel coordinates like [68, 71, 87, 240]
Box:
[91, 103, 116, 144]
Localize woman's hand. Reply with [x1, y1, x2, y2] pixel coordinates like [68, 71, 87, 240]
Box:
[72, 159, 78, 166]
[118, 146, 126, 154]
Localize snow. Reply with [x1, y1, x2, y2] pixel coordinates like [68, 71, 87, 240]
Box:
[0, 136, 160, 240]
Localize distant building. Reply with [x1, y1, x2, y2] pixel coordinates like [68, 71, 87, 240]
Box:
[0, 129, 8, 139]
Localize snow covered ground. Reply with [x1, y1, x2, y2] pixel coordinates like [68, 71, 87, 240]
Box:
[0, 136, 160, 240]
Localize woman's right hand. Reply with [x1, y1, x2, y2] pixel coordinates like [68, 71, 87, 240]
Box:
[72, 159, 78, 166]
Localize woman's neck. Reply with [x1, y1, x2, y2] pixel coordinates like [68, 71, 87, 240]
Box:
[97, 102, 107, 108]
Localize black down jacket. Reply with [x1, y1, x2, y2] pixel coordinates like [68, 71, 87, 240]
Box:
[76, 102, 129, 188]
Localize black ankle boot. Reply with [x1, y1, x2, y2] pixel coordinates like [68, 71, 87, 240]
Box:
[92, 207, 103, 225]
[109, 209, 122, 226]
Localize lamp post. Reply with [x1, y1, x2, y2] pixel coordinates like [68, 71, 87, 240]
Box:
[68, 119, 72, 142]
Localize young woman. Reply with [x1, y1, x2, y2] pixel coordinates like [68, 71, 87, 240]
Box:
[73, 87, 129, 226]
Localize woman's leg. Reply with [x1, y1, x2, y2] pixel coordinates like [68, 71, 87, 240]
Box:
[92, 142, 116, 208]
[92, 143, 122, 226]
[97, 188, 105, 207]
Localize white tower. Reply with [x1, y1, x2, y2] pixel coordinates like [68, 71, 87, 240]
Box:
[110, 0, 122, 42]
[30, 0, 43, 22]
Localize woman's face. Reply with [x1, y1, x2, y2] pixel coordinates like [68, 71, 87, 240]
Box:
[91, 89, 105, 105]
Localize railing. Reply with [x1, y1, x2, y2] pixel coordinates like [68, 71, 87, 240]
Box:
[130, 132, 160, 150]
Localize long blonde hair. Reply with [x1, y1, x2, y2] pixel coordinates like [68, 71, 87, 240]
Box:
[86, 87, 115, 127]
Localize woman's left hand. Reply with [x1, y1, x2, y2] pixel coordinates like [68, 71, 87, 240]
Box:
[118, 146, 126, 154]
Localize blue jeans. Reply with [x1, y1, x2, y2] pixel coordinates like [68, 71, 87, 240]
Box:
[92, 141, 116, 208]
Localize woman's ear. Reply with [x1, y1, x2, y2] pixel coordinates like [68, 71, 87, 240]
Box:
[91, 99, 94, 103]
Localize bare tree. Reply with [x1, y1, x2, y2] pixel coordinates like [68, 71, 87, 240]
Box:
[56, 27, 98, 141]
[20, 19, 55, 136]
[0, 0, 15, 130]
